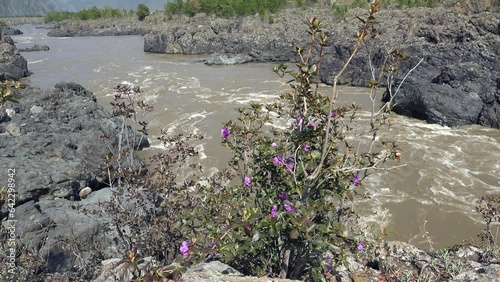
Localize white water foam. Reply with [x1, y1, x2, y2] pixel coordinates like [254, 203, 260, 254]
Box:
[28, 58, 48, 64]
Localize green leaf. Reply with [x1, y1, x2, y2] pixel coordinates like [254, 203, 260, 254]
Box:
[311, 150, 321, 159]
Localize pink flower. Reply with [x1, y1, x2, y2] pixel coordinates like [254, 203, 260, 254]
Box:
[284, 204, 296, 212]
[273, 156, 283, 165]
[295, 116, 303, 128]
[285, 157, 294, 173]
[221, 127, 229, 139]
[271, 142, 277, 147]
[357, 242, 364, 251]
[180, 241, 189, 257]
[270, 205, 278, 218]
[303, 144, 311, 152]
[308, 122, 316, 128]
[244, 176, 251, 187]
[352, 173, 360, 186]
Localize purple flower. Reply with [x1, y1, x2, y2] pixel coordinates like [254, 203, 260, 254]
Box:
[357, 241, 364, 251]
[273, 156, 283, 165]
[308, 122, 316, 128]
[285, 157, 294, 173]
[303, 144, 311, 152]
[284, 204, 296, 212]
[295, 116, 303, 128]
[221, 127, 229, 139]
[325, 256, 333, 273]
[270, 205, 278, 219]
[280, 192, 288, 200]
[244, 176, 251, 187]
[271, 142, 277, 147]
[330, 111, 336, 118]
[180, 241, 189, 257]
[352, 173, 360, 186]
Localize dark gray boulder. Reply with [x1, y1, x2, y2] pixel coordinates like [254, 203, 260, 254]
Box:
[19, 44, 50, 52]
[0, 35, 29, 81]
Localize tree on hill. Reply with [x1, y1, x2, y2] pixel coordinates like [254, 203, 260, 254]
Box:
[137, 3, 150, 21]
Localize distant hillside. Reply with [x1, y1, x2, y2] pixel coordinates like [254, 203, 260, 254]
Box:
[0, 0, 167, 17]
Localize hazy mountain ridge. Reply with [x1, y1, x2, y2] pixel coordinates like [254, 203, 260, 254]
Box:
[0, 0, 166, 17]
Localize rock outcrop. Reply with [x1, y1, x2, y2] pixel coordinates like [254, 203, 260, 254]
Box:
[378, 10, 500, 128]
[18, 44, 50, 52]
[47, 19, 155, 37]
[0, 82, 149, 272]
[0, 34, 29, 81]
[1, 25, 23, 36]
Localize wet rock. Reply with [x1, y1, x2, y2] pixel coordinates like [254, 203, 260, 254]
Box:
[19, 44, 50, 52]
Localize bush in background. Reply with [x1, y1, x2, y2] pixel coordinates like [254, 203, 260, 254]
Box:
[137, 3, 150, 21]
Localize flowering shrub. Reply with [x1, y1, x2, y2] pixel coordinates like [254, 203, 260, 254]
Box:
[180, 2, 409, 280]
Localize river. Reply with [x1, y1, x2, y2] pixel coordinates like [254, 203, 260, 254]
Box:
[13, 25, 500, 250]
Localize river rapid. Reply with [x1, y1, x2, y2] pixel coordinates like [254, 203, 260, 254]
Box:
[13, 25, 500, 250]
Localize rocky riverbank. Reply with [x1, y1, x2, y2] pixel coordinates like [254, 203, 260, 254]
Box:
[46, 2, 500, 129]
[1, 25, 150, 280]
[0, 80, 150, 275]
